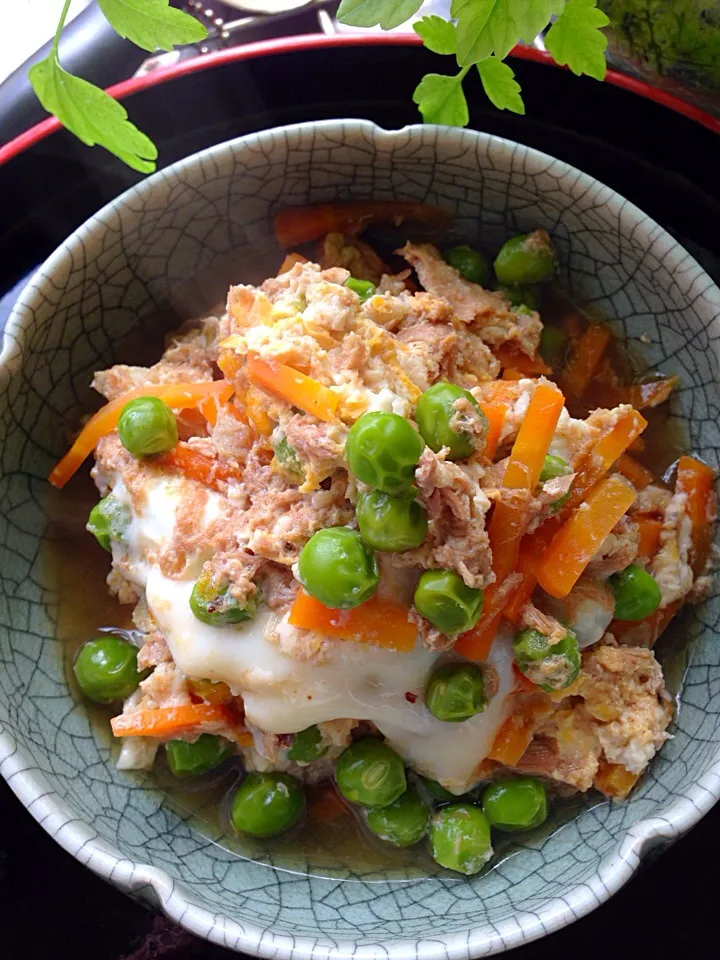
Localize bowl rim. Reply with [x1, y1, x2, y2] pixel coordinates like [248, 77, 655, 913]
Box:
[3, 117, 720, 959]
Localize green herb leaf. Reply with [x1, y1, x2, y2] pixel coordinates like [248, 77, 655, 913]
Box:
[413, 16, 458, 55]
[452, 0, 560, 67]
[97, 0, 208, 52]
[545, 0, 609, 79]
[476, 56, 525, 113]
[29, 55, 158, 173]
[413, 72, 470, 126]
[337, 0, 423, 30]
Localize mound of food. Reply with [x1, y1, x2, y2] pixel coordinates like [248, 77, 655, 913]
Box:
[52, 204, 716, 875]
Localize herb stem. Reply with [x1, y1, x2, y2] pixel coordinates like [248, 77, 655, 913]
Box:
[52, 0, 74, 55]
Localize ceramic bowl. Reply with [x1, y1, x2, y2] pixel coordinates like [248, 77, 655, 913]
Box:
[2, 120, 720, 958]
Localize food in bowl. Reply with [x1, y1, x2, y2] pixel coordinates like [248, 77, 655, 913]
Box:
[49, 202, 716, 876]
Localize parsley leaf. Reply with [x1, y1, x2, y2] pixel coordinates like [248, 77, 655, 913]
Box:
[29, 55, 158, 173]
[476, 56, 525, 113]
[413, 72, 470, 126]
[97, 0, 208, 52]
[336, 0, 423, 30]
[545, 0, 609, 80]
[413, 16, 458, 55]
[451, 0, 560, 67]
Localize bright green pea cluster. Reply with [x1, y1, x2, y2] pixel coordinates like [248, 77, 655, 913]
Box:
[481, 778, 547, 832]
[365, 788, 430, 847]
[117, 396, 178, 458]
[496, 283, 542, 311]
[538, 453, 573, 511]
[356, 490, 428, 552]
[336, 738, 406, 808]
[345, 277, 376, 302]
[429, 803, 493, 875]
[73, 636, 147, 703]
[513, 627, 581, 692]
[414, 569, 484, 636]
[288, 725, 328, 763]
[189, 574, 259, 627]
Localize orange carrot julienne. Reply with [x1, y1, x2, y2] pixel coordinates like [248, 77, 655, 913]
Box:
[454, 606, 502, 661]
[616, 453, 653, 489]
[278, 252, 309, 273]
[247, 356, 339, 422]
[676, 455, 717, 575]
[503, 526, 557, 623]
[637, 517, 663, 560]
[562, 409, 647, 514]
[488, 383, 564, 581]
[161, 444, 243, 491]
[502, 369, 526, 381]
[493, 344, 551, 377]
[593, 760, 640, 800]
[111, 703, 233, 739]
[487, 693, 553, 766]
[288, 591, 416, 652]
[536, 474, 637, 598]
[561, 323, 612, 397]
[479, 402, 507, 461]
[613, 376, 678, 410]
[48, 381, 234, 489]
[274, 202, 450, 247]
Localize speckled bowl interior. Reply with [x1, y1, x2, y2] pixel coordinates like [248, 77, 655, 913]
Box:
[2, 120, 720, 959]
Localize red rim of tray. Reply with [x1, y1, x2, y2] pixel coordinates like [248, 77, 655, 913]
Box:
[1, 32, 718, 168]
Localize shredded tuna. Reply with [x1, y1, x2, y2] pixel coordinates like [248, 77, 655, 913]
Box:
[408, 606, 456, 652]
[587, 515, 640, 578]
[650, 490, 694, 608]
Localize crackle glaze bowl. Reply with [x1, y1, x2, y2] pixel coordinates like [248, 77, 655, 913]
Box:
[2, 120, 720, 958]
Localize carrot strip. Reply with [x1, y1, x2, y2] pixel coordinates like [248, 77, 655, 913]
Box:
[488, 383, 565, 581]
[49, 381, 234, 489]
[454, 608, 503, 662]
[274, 202, 450, 247]
[561, 323, 612, 397]
[536, 474, 637, 598]
[479, 402, 507, 461]
[503, 527, 558, 623]
[562, 312, 583, 338]
[160, 444, 243, 491]
[487, 694, 553, 766]
[676, 456, 717, 575]
[563, 409, 647, 513]
[502, 369, 526, 381]
[593, 760, 640, 800]
[614, 377, 678, 410]
[111, 703, 232, 739]
[247, 356, 338, 422]
[616, 453, 654, 489]
[278, 252, 309, 273]
[494, 344, 551, 376]
[288, 591, 416, 652]
[637, 517, 663, 560]
[187, 678, 233, 705]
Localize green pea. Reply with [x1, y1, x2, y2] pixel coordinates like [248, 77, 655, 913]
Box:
[287, 725, 328, 763]
[273, 434, 305, 482]
[86, 494, 129, 552]
[609, 564, 662, 621]
[513, 628, 581, 692]
[190, 574, 258, 627]
[345, 277, 376, 302]
[166, 734, 233, 777]
[494, 230, 556, 286]
[298, 527, 379, 609]
[415, 382, 487, 460]
[73, 636, 147, 703]
[429, 803, 493, 875]
[345, 412, 424, 494]
[539, 454, 570, 483]
[444, 245, 490, 287]
[366, 787, 430, 847]
[496, 283, 542, 311]
[336, 738, 406, 808]
[414, 569, 484, 635]
[421, 778, 457, 803]
[425, 661, 487, 722]
[482, 778, 548, 831]
[230, 772, 305, 838]
[356, 490, 428, 552]
[117, 396, 178, 458]
[539, 326, 569, 367]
